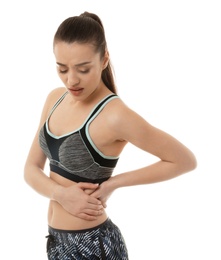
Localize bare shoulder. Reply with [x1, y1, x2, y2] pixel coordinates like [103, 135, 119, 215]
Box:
[104, 97, 146, 133]
[39, 87, 67, 123]
[104, 97, 130, 119]
[107, 96, 144, 120]
[43, 87, 66, 111]
[45, 87, 67, 105]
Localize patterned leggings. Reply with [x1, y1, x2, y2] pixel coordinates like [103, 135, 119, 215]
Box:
[46, 218, 129, 259]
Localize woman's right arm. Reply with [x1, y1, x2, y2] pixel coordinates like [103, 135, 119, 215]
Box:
[24, 88, 103, 221]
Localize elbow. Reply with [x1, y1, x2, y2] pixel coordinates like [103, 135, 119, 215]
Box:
[188, 149, 197, 171]
[181, 151, 197, 174]
[187, 157, 197, 173]
[191, 154, 197, 171]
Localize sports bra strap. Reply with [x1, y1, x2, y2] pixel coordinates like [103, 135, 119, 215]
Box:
[47, 91, 69, 119]
[84, 94, 118, 126]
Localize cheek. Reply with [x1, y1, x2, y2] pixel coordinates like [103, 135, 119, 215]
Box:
[84, 68, 102, 83]
[57, 73, 66, 83]
[94, 65, 104, 80]
[92, 70, 103, 85]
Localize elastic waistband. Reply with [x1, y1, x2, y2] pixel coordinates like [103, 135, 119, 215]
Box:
[48, 218, 110, 234]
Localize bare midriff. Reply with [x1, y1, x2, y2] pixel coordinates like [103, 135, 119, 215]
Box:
[48, 171, 108, 230]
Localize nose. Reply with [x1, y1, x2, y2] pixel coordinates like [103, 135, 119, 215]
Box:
[67, 71, 80, 86]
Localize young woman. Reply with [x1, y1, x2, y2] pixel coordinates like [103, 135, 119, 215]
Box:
[24, 11, 197, 259]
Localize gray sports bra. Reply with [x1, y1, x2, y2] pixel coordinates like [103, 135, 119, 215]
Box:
[39, 92, 119, 184]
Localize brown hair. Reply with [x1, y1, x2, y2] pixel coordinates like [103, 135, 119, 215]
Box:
[53, 11, 117, 94]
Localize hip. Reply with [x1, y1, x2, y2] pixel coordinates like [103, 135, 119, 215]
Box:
[46, 218, 129, 260]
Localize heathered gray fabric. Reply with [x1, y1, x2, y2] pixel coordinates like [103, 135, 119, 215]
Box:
[39, 93, 119, 182]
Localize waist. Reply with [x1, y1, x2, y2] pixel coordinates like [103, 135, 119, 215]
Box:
[48, 218, 111, 234]
[49, 171, 108, 230]
[48, 200, 108, 230]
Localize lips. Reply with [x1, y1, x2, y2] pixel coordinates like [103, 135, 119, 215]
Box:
[68, 87, 84, 96]
[70, 88, 82, 91]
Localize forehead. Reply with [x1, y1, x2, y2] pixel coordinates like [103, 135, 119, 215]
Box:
[54, 42, 100, 65]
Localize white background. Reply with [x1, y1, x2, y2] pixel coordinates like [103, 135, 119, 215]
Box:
[0, 0, 220, 259]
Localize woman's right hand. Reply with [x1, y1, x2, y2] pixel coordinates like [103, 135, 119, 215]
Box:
[55, 182, 104, 221]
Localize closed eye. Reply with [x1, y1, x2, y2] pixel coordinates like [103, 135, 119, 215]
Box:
[59, 70, 68, 74]
[79, 69, 90, 74]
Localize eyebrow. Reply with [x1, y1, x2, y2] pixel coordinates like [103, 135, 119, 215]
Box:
[56, 61, 92, 67]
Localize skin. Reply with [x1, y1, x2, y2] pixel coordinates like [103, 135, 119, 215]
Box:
[24, 42, 197, 230]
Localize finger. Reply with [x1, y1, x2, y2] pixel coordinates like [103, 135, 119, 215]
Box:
[78, 182, 99, 190]
[77, 213, 98, 221]
[87, 196, 102, 205]
[89, 189, 100, 198]
[83, 208, 104, 217]
[102, 202, 107, 208]
[85, 201, 103, 211]
[84, 189, 95, 195]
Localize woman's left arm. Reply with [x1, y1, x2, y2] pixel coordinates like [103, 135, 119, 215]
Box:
[91, 103, 197, 204]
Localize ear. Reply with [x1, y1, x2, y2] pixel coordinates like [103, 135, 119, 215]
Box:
[102, 50, 109, 69]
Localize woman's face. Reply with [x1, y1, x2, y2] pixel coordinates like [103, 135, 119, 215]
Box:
[54, 42, 108, 100]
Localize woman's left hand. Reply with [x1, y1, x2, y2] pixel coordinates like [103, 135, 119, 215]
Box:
[84, 179, 114, 208]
